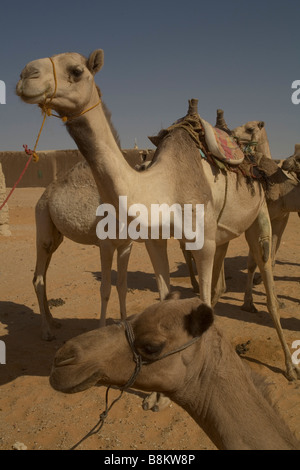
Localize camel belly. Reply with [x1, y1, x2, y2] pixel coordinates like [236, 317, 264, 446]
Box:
[214, 173, 265, 245]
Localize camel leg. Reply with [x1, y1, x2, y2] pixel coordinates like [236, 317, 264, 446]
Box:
[242, 250, 258, 313]
[116, 241, 133, 321]
[192, 240, 217, 306]
[143, 239, 171, 412]
[180, 244, 199, 293]
[253, 214, 290, 289]
[33, 218, 63, 341]
[211, 242, 229, 306]
[244, 214, 290, 310]
[99, 241, 116, 327]
[245, 204, 300, 380]
[145, 239, 170, 300]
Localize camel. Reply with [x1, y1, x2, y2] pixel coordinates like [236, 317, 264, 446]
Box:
[34, 160, 133, 341]
[34, 157, 196, 341]
[16, 49, 299, 380]
[239, 152, 300, 311]
[282, 144, 300, 176]
[50, 295, 300, 450]
[232, 120, 272, 159]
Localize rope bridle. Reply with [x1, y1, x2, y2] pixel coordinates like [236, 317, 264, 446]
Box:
[0, 57, 102, 212]
[26, 57, 102, 162]
[70, 320, 200, 450]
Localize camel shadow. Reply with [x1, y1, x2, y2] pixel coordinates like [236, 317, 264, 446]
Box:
[90, 261, 196, 298]
[0, 301, 99, 387]
[214, 299, 300, 332]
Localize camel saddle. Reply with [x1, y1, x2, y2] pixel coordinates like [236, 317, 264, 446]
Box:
[199, 117, 244, 166]
[149, 113, 245, 166]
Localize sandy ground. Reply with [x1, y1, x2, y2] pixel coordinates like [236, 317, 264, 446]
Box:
[0, 187, 299, 451]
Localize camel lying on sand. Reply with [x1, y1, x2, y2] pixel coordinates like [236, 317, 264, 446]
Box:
[16, 49, 299, 380]
[50, 294, 299, 450]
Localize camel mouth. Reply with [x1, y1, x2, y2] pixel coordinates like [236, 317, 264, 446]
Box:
[50, 366, 102, 394]
[16, 80, 51, 104]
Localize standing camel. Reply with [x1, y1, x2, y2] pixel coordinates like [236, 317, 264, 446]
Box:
[233, 120, 272, 159]
[50, 295, 300, 450]
[34, 160, 132, 340]
[16, 49, 299, 380]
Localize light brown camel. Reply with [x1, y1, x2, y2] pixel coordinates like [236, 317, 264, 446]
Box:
[34, 160, 133, 340]
[16, 49, 299, 380]
[282, 144, 300, 175]
[50, 295, 300, 450]
[241, 155, 300, 311]
[233, 120, 272, 159]
[214, 123, 300, 311]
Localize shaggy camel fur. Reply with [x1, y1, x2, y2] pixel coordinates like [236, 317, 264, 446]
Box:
[16, 49, 299, 380]
[50, 295, 300, 450]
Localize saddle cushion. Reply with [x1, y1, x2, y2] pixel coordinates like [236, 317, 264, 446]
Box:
[200, 118, 245, 165]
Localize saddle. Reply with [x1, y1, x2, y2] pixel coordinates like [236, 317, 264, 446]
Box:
[148, 109, 244, 166]
[199, 117, 244, 166]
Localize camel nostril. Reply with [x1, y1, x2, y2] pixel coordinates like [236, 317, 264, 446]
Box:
[21, 67, 41, 80]
[54, 344, 79, 367]
[55, 356, 77, 367]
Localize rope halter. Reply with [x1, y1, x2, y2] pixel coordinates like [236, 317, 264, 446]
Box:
[24, 56, 101, 162]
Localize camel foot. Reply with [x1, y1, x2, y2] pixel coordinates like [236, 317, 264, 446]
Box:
[241, 301, 258, 313]
[277, 299, 286, 310]
[285, 363, 300, 381]
[142, 392, 171, 412]
[42, 329, 56, 342]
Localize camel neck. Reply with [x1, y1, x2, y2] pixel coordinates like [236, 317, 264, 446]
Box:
[171, 327, 297, 450]
[257, 129, 272, 159]
[66, 96, 138, 207]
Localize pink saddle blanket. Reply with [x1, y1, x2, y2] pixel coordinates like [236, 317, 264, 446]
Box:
[200, 117, 245, 165]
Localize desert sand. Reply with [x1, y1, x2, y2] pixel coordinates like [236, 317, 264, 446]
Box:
[0, 188, 299, 450]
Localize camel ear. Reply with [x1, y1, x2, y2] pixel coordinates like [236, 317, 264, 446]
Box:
[87, 49, 104, 75]
[184, 303, 214, 337]
[258, 121, 265, 129]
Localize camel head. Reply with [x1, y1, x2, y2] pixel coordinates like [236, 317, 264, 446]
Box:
[282, 145, 300, 177]
[232, 121, 265, 145]
[50, 296, 214, 395]
[16, 50, 104, 118]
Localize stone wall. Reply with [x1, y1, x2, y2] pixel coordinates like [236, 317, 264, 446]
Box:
[0, 148, 154, 188]
[0, 163, 11, 236]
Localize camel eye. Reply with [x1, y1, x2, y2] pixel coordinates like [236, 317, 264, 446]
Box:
[70, 67, 84, 78]
[139, 342, 165, 358]
[246, 128, 253, 134]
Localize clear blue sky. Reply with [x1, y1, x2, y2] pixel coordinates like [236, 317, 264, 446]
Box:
[0, 0, 299, 157]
